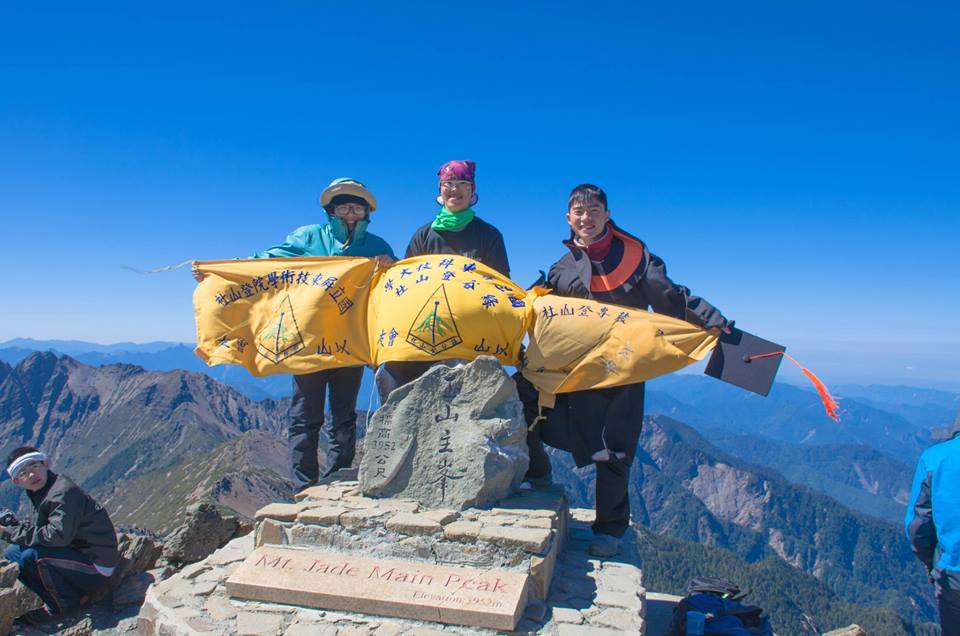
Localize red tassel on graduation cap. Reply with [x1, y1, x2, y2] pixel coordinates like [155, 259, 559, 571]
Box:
[748, 352, 841, 423]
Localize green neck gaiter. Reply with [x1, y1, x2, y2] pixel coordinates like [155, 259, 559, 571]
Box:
[328, 215, 368, 246]
[431, 206, 475, 232]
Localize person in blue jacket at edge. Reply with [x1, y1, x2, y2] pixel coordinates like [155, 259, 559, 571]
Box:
[906, 415, 960, 636]
[193, 178, 396, 491]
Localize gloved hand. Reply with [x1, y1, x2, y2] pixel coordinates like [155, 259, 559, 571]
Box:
[0, 508, 20, 527]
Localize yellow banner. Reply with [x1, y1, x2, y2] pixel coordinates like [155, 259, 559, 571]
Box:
[193, 256, 717, 392]
[520, 295, 718, 405]
[194, 257, 375, 375]
[367, 255, 533, 366]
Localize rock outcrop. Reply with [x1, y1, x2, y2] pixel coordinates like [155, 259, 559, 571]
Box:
[162, 502, 241, 565]
[0, 560, 42, 634]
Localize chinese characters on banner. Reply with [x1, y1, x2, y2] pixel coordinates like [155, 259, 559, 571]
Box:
[193, 255, 718, 396]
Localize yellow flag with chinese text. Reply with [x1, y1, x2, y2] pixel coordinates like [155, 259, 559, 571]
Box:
[367, 255, 535, 366]
[193, 257, 375, 375]
[520, 295, 718, 406]
[192, 256, 717, 396]
[193, 255, 536, 375]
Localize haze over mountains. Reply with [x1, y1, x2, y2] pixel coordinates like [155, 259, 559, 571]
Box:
[0, 339, 955, 633]
[0, 338, 293, 401]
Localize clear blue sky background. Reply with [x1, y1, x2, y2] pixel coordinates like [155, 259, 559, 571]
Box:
[1, 3, 957, 386]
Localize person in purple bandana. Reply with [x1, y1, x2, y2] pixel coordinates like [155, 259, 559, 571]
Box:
[404, 160, 510, 276]
[377, 160, 511, 398]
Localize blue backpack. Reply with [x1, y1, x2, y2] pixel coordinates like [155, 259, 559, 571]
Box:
[667, 577, 773, 636]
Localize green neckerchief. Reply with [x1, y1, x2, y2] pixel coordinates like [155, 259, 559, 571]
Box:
[431, 206, 476, 232]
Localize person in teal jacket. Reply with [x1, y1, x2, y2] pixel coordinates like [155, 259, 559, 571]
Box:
[194, 178, 396, 489]
[253, 178, 396, 262]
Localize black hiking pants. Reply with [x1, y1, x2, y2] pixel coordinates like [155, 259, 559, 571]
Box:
[515, 372, 642, 539]
[290, 366, 364, 486]
[375, 361, 435, 404]
[940, 582, 960, 636]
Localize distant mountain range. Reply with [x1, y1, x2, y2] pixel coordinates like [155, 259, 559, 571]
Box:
[707, 436, 911, 522]
[0, 339, 290, 401]
[0, 338, 379, 404]
[646, 375, 945, 464]
[3, 338, 951, 527]
[1, 343, 953, 633]
[834, 382, 960, 430]
[634, 529, 921, 635]
[643, 375, 952, 525]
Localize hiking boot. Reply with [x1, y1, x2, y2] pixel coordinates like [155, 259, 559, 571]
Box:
[18, 607, 55, 626]
[588, 533, 621, 558]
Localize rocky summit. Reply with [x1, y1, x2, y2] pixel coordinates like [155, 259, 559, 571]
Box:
[359, 356, 528, 509]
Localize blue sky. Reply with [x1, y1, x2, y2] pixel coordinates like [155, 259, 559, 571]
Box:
[1, 3, 958, 386]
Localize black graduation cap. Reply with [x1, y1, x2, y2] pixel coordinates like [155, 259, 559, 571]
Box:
[704, 327, 785, 396]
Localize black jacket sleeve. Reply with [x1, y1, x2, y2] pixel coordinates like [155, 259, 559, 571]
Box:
[547, 256, 591, 299]
[641, 251, 730, 330]
[483, 229, 511, 278]
[907, 467, 938, 571]
[6, 489, 83, 548]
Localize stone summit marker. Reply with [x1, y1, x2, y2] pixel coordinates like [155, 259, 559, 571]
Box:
[223, 358, 538, 632]
[226, 546, 530, 630]
[359, 356, 528, 509]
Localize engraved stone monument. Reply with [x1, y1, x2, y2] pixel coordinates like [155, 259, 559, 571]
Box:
[358, 356, 529, 509]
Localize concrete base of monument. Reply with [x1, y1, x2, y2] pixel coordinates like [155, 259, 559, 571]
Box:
[255, 480, 568, 604]
[136, 485, 646, 635]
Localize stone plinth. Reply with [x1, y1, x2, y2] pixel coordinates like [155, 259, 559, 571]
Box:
[260, 481, 566, 603]
[137, 497, 648, 635]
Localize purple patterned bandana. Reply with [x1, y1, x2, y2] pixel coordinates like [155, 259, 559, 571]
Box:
[438, 160, 476, 183]
[436, 160, 479, 206]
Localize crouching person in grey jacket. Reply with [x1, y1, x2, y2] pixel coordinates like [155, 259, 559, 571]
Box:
[0, 446, 120, 623]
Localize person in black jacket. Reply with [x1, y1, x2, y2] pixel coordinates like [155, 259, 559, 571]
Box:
[405, 160, 510, 277]
[378, 160, 512, 396]
[517, 184, 732, 557]
[0, 447, 120, 622]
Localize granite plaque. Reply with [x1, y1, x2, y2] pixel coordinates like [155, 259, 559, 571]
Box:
[225, 546, 530, 630]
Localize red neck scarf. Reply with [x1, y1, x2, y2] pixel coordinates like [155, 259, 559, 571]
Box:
[575, 225, 613, 261]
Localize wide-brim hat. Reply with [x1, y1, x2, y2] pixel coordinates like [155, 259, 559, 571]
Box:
[319, 178, 377, 212]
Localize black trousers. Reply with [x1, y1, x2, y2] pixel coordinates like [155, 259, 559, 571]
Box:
[4, 544, 108, 615]
[290, 366, 364, 485]
[940, 582, 960, 636]
[515, 372, 641, 539]
[375, 360, 441, 404]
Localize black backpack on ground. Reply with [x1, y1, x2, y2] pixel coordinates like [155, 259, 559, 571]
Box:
[687, 576, 751, 600]
[666, 577, 773, 636]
